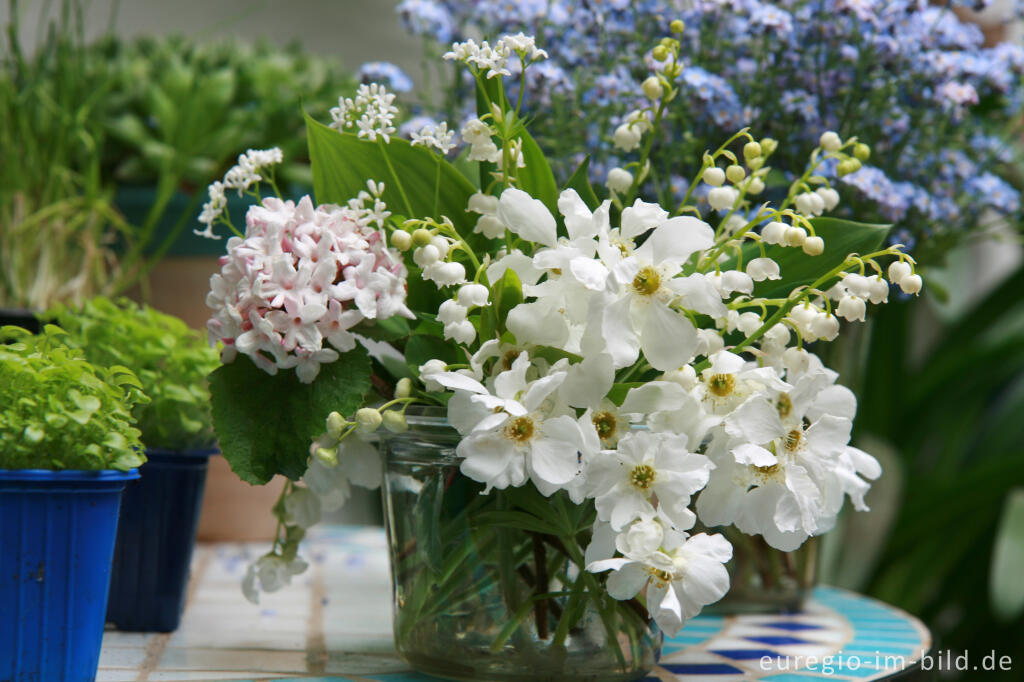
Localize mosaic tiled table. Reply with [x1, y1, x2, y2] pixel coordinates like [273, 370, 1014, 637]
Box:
[98, 526, 930, 681]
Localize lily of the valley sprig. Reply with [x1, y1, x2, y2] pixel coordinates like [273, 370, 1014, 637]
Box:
[200, 29, 920, 638]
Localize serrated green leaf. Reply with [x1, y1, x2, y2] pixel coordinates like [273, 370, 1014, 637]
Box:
[991, 488, 1024, 621]
[209, 348, 372, 484]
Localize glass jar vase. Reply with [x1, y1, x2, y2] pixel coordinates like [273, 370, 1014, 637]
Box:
[708, 527, 817, 613]
[380, 411, 661, 682]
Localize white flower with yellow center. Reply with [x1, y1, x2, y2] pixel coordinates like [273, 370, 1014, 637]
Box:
[592, 216, 715, 371]
[428, 354, 584, 494]
[588, 531, 732, 637]
[586, 430, 713, 531]
[696, 350, 791, 416]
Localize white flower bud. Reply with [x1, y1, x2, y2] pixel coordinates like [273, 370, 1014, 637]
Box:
[431, 261, 467, 286]
[743, 141, 762, 159]
[419, 359, 447, 390]
[783, 347, 811, 374]
[444, 319, 476, 344]
[867, 275, 889, 304]
[642, 76, 664, 101]
[326, 411, 346, 439]
[819, 131, 842, 152]
[395, 377, 412, 399]
[708, 186, 739, 212]
[458, 283, 490, 307]
[355, 407, 383, 432]
[702, 167, 725, 186]
[661, 365, 697, 390]
[475, 215, 506, 239]
[411, 228, 433, 246]
[802, 235, 825, 256]
[761, 221, 788, 245]
[606, 167, 634, 193]
[763, 323, 790, 347]
[431, 235, 450, 258]
[413, 244, 440, 267]
[382, 410, 409, 433]
[314, 446, 338, 467]
[784, 226, 807, 247]
[617, 518, 664, 557]
[888, 261, 912, 284]
[747, 177, 765, 195]
[613, 123, 643, 152]
[836, 295, 867, 322]
[725, 164, 746, 184]
[811, 313, 840, 341]
[899, 273, 923, 295]
[810, 192, 826, 215]
[390, 230, 412, 251]
[841, 273, 874, 299]
[746, 257, 781, 281]
[737, 312, 763, 336]
[696, 328, 725, 356]
[815, 187, 840, 211]
[437, 298, 468, 324]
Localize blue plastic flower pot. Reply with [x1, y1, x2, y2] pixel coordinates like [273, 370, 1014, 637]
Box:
[106, 448, 216, 632]
[0, 468, 138, 682]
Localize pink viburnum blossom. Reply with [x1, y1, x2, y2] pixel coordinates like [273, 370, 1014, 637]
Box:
[206, 194, 413, 383]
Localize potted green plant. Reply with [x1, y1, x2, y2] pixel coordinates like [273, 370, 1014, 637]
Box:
[0, 324, 147, 681]
[43, 296, 220, 631]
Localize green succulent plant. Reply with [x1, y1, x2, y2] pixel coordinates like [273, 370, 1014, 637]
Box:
[0, 324, 148, 470]
[44, 297, 219, 451]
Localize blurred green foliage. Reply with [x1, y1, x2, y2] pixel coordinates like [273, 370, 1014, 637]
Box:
[43, 297, 219, 451]
[0, 324, 148, 471]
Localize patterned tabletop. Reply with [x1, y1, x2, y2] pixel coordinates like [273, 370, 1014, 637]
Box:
[98, 526, 930, 682]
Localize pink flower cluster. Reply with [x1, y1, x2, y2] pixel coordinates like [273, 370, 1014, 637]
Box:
[206, 195, 412, 383]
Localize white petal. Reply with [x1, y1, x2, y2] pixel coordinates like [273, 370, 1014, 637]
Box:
[732, 443, 777, 467]
[561, 354, 614, 409]
[528, 434, 581, 486]
[669, 274, 727, 317]
[430, 372, 488, 395]
[620, 199, 670, 240]
[845, 445, 882, 480]
[507, 302, 569, 348]
[569, 257, 610, 291]
[606, 562, 649, 600]
[601, 295, 641, 369]
[634, 216, 715, 265]
[725, 397, 785, 444]
[640, 301, 697, 371]
[558, 189, 598, 240]
[620, 381, 689, 416]
[807, 385, 857, 422]
[497, 187, 557, 246]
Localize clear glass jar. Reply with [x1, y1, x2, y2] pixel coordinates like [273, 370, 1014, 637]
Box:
[707, 527, 817, 613]
[381, 411, 661, 682]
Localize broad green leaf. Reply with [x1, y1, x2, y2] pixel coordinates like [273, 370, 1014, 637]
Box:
[209, 348, 372, 484]
[305, 113, 477, 235]
[721, 217, 891, 299]
[990, 488, 1024, 621]
[475, 77, 559, 215]
[404, 334, 461, 373]
[472, 510, 560, 535]
[563, 155, 600, 210]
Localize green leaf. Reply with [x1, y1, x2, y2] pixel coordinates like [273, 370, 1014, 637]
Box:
[209, 349, 372, 484]
[563, 155, 600, 210]
[472, 510, 560, 535]
[474, 77, 558, 214]
[405, 334, 460, 373]
[722, 217, 891, 299]
[991, 488, 1024, 621]
[305, 113, 477, 234]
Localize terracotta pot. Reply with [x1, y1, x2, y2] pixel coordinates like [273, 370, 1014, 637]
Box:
[196, 455, 286, 542]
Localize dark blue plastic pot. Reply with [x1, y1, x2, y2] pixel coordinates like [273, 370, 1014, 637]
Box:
[0, 468, 138, 682]
[106, 448, 216, 632]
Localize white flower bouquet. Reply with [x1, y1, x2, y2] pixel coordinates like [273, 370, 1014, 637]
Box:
[201, 27, 919, 679]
